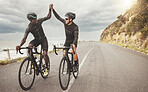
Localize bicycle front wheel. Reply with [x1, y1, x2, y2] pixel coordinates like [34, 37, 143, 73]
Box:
[59, 57, 70, 90]
[18, 57, 35, 91]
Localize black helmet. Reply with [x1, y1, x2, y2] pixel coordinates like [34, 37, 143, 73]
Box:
[27, 12, 37, 20]
[65, 12, 76, 20]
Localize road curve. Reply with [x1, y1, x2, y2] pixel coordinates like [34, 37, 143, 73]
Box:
[0, 42, 148, 92]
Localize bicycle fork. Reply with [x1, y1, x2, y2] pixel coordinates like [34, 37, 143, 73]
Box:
[25, 60, 32, 75]
[30, 56, 40, 75]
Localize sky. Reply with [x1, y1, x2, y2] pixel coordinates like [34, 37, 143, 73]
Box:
[0, 0, 137, 48]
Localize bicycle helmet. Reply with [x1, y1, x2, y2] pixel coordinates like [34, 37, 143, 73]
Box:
[65, 12, 76, 20]
[27, 12, 37, 20]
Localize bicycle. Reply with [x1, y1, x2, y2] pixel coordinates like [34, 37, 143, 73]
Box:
[18, 46, 50, 91]
[53, 45, 79, 90]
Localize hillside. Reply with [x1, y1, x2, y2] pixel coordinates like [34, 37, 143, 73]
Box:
[100, 0, 148, 54]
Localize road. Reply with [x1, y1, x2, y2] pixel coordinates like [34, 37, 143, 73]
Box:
[0, 42, 148, 92]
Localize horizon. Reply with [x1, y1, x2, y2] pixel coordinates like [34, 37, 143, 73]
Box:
[0, 0, 137, 48]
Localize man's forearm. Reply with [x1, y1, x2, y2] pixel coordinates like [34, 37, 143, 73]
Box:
[47, 8, 51, 19]
[52, 9, 60, 20]
[19, 37, 26, 47]
[52, 9, 65, 23]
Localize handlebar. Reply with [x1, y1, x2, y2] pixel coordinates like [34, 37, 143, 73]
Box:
[53, 45, 75, 55]
[18, 46, 41, 54]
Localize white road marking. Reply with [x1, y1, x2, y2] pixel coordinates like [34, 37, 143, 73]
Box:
[79, 47, 94, 72]
[63, 47, 94, 92]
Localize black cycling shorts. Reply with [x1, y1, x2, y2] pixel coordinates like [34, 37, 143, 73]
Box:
[29, 37, 48, 51]
[64, 41, 77, 48]
[63, 41, 77, 52]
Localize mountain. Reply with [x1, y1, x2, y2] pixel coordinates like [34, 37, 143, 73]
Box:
[100, 0, 148, 54]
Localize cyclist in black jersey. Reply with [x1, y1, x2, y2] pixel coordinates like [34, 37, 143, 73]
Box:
[50, 4, 79, 67]
[16, 5, 51, 69]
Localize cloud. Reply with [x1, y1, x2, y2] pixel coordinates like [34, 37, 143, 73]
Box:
[0, 0, 128, 41]
[76, 2, 118, 32]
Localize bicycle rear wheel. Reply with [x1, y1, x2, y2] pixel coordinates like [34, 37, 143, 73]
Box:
[59, 57, 70, 90]
[18, 57, 35, 91]
[41, 56, 50, 79]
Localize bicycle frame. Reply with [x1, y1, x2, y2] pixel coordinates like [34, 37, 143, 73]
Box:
[18, 46, 50, 90]
[54, 45, 79, 90]
[54, 45, 75, 72]
[66, 50, 74, 72]
[19, 46, 43, 73]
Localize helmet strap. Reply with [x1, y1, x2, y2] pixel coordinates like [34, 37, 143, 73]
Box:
[67, 18, 73, 25]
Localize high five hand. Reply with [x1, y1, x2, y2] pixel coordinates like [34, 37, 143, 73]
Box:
[50, 4, 53, 10]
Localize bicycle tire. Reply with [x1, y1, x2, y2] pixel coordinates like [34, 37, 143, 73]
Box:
[59, 57, 70, 90]
[41, 56, 50, 79]
[18, 57, 35, 91]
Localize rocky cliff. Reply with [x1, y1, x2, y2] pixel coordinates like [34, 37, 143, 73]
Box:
[100, 0, 148, 54]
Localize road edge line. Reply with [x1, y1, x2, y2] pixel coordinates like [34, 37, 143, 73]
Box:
[63, 47, 94, 92]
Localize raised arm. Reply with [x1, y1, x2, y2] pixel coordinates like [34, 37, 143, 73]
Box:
[50, 4, 65, 23]
[38, 5, 52, 23]
[46, 7, 52, 19]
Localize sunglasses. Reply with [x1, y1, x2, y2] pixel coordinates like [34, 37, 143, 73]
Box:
[65, 18, 69, 20]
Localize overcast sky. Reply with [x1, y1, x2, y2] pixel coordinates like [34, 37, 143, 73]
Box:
[0, 0, 136, 46]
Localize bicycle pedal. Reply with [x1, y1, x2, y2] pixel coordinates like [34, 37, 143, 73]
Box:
[70, 69, 73, 72]
[73, 66, 78, 72]
[36, 72, 39, 76]
[43, 68, 49, 76]
[36, 70, 39, 76]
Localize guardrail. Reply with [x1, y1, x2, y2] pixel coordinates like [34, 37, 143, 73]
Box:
[2, 49, 15, 59]
[0, 43, 64, 60]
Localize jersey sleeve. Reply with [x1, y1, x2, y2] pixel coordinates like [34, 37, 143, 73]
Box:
[72, 26, 79, 45]
[38, 9, 51, 24]
[24, 26, 30, 38]
[53, 9, 65, 24]
[38, 17, 49, 24]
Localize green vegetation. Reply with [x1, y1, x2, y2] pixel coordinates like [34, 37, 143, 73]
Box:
[0, 57, 25, 65]
[0, 58, 9, 65]
[0, 49, 60, 65]
[100, 41, 148, 54]
[16, 57, 25, 62]
[100, 1, 148, 55]
[140, 25, 148, 38]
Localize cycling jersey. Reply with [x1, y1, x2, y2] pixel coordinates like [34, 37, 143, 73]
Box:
[24, 17, 49, 39]
[53, 9, 79, 47]
[24, 16, 50, 51]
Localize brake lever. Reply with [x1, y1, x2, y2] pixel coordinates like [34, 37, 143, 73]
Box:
[54, 45, 58, 55]
[19, 48, 24, 54]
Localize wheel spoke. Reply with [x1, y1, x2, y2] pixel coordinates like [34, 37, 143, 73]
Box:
[18, 58, 35, 90]
[59, 58, 70, 90]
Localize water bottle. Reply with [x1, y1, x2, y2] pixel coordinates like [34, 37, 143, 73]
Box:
[35, 56, 40, 66]
[36, 59, 40, 66]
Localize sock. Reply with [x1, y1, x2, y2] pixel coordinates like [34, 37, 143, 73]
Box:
[74, 60, 78, 65]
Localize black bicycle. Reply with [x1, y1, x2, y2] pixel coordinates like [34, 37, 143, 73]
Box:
[18, 46, 50, 91]
[53, 45, 79, 90]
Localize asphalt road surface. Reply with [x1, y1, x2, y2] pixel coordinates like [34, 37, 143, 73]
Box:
[0, 42, 148, 92]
